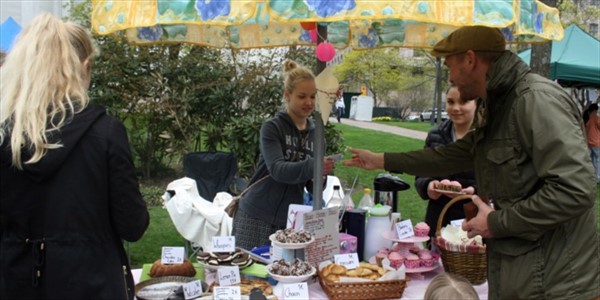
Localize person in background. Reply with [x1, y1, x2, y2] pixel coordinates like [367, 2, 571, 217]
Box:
[232, 59, 334, 250]
[343, 26, 598, 299]
[0, 14, 149, 299]
[583, 103, 600, 183]
[415, 85, 477, 247]
[424, 273, 479, 300]
[335, 85, 345, 123]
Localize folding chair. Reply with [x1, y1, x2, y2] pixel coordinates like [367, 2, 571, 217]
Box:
[183, 152, 238, 202]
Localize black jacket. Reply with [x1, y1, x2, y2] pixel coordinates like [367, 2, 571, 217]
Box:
[414, 120, 476, 238]
[0, 104, 149, 299]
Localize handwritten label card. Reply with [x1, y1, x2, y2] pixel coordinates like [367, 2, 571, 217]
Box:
[283, 282, 309, 300]
[213, 286, 241, 300]
[217, 266, 241, 286]
[211, 236, 235, 253]
[334, 253, 359, 270]
[450, 219, 465, 228]
[161, 246, 184, 264]
[304, 207, 340, 266]
[183, 280, 203, 299]
[395, 219, 415, 240]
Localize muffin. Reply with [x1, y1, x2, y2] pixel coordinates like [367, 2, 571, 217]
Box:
[414, 222, 430, 237]
[404, 254, 420, 269]
[375, 252, 388, 267]
[418, 250, 434, 267]
[388, 252, 405, 270]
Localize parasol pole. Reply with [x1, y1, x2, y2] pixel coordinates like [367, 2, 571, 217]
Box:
[311, 23, 328, 210]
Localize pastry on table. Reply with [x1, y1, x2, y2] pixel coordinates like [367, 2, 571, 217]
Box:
[149, 259, 196, 278]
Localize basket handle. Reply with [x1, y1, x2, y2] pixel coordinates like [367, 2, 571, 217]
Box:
[435, 195, 473, 237]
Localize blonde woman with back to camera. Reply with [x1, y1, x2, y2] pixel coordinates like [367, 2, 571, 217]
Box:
[424, 273, 479, 300]
[0, 14, 149, 299]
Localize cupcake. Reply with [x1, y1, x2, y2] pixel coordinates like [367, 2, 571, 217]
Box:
[414, 222, 430, 237]
[418, 250, 434, 267]
[391, 243, 403, 252]
[404, 253, 420, 269]
[388, 252, 405, 270]
[377, 247, 390, 255]
[375, 252, 388, 267]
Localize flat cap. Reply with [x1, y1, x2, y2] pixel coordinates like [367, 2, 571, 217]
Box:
[431, 26, 506, 57]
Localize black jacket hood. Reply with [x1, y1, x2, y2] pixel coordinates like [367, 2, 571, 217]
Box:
[1, 104, 106, 183]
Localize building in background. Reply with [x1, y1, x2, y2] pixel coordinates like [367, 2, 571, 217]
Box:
[1, 1, 68, 27]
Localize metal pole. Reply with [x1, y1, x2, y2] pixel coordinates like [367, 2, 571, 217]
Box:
[432, 57, 442, 125]
[311, 23, 328, 210]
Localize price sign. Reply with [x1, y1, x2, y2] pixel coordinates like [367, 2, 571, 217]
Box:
[334, 253, 359, 270]
[161, 246, 184, 264]
[183, 280, 203, 299]
[450, 219, 465, 228]
[217, 266, 241, 286]
[283, 282, 309, 300]
[211, 236, 235, 253]
[213, 286, 241, 300]
[395, 219, 415, 240]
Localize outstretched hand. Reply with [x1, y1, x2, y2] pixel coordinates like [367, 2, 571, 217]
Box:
[461, 195, 494, 239]
[342, 147, 385, 170]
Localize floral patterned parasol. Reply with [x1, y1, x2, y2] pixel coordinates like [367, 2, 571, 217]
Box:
[91, 0, 564, 49]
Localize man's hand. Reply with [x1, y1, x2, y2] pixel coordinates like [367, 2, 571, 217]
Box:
[461, 195, 494, 239]
[427, 180, 442, 200]
[342, 147, 385, 170]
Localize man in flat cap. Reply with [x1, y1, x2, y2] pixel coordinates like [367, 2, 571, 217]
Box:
[344, 26, 599, 299]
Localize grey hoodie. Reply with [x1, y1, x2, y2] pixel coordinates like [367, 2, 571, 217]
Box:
[239, 111, 318, 226]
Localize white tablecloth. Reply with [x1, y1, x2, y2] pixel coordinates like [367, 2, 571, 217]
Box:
[132, 268, 488, 299]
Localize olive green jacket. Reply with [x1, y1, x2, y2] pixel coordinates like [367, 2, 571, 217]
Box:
[385, 51, 599, 299]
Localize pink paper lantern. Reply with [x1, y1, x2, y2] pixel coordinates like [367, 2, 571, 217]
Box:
[316, 42, 336, 62]
[309, 29, 318, 43]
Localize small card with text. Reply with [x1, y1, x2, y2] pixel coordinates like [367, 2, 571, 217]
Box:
[213, 286, 241, 300]
[183, 280, 203, 299]
[334, 253, 359, 270]
[217, 266, 241, 286]
[211, 236, 235, 253]
[395, 219, 415, 239]
[283, 282, 309, 300]
[161, 246, 184, 264]
[450, 219, 465, 228]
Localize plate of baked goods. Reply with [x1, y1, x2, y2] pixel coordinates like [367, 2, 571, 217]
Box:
[207, 277, 274, 297]
[135, 276, 208, 300]
[269, 228, 314, 249]
[266, 258, 316, 283]
[197, 249, 254, 270]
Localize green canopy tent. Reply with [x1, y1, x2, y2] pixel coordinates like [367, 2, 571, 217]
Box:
[518, 24, 600, 87]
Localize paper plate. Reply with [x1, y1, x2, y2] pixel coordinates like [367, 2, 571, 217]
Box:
[135, 276, 207, 300]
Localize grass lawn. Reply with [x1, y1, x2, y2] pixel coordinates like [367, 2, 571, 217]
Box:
[128, 121, 600, 267]
[373, 120, 438, 132]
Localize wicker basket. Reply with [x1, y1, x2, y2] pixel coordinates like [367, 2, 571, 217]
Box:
[318, 274, 407, 300]
[435, 195, 487, 285]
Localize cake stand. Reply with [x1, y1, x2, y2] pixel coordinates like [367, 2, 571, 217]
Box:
[268, 235, 316, 298]
[381, 231, 439, 279]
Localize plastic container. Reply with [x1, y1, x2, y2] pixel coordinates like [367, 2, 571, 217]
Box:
[363, 204, 392, 260]
[342, 188, 354, 211]
[358, 188, 374, 211]
[326, 185, 344, 208]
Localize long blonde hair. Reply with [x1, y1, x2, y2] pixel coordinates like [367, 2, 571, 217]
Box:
[283, 59, 314, 95]
[0, 13, 97, 169]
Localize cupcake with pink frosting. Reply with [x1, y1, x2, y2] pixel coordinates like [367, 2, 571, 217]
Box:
[414, 222, 430, 237]
[418, 249, 434, 267]
[375, 252, 388, 267]
[388, 252, 405, 269]
[404, 253, 420, 269]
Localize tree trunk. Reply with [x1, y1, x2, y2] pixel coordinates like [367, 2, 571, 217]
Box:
[530, 0, 558, 78]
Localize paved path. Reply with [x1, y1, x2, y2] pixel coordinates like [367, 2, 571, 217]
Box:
[329, 117, 427, 141]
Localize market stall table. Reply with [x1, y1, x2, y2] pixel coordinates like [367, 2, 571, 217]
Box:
[132, 266, 488, 299]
